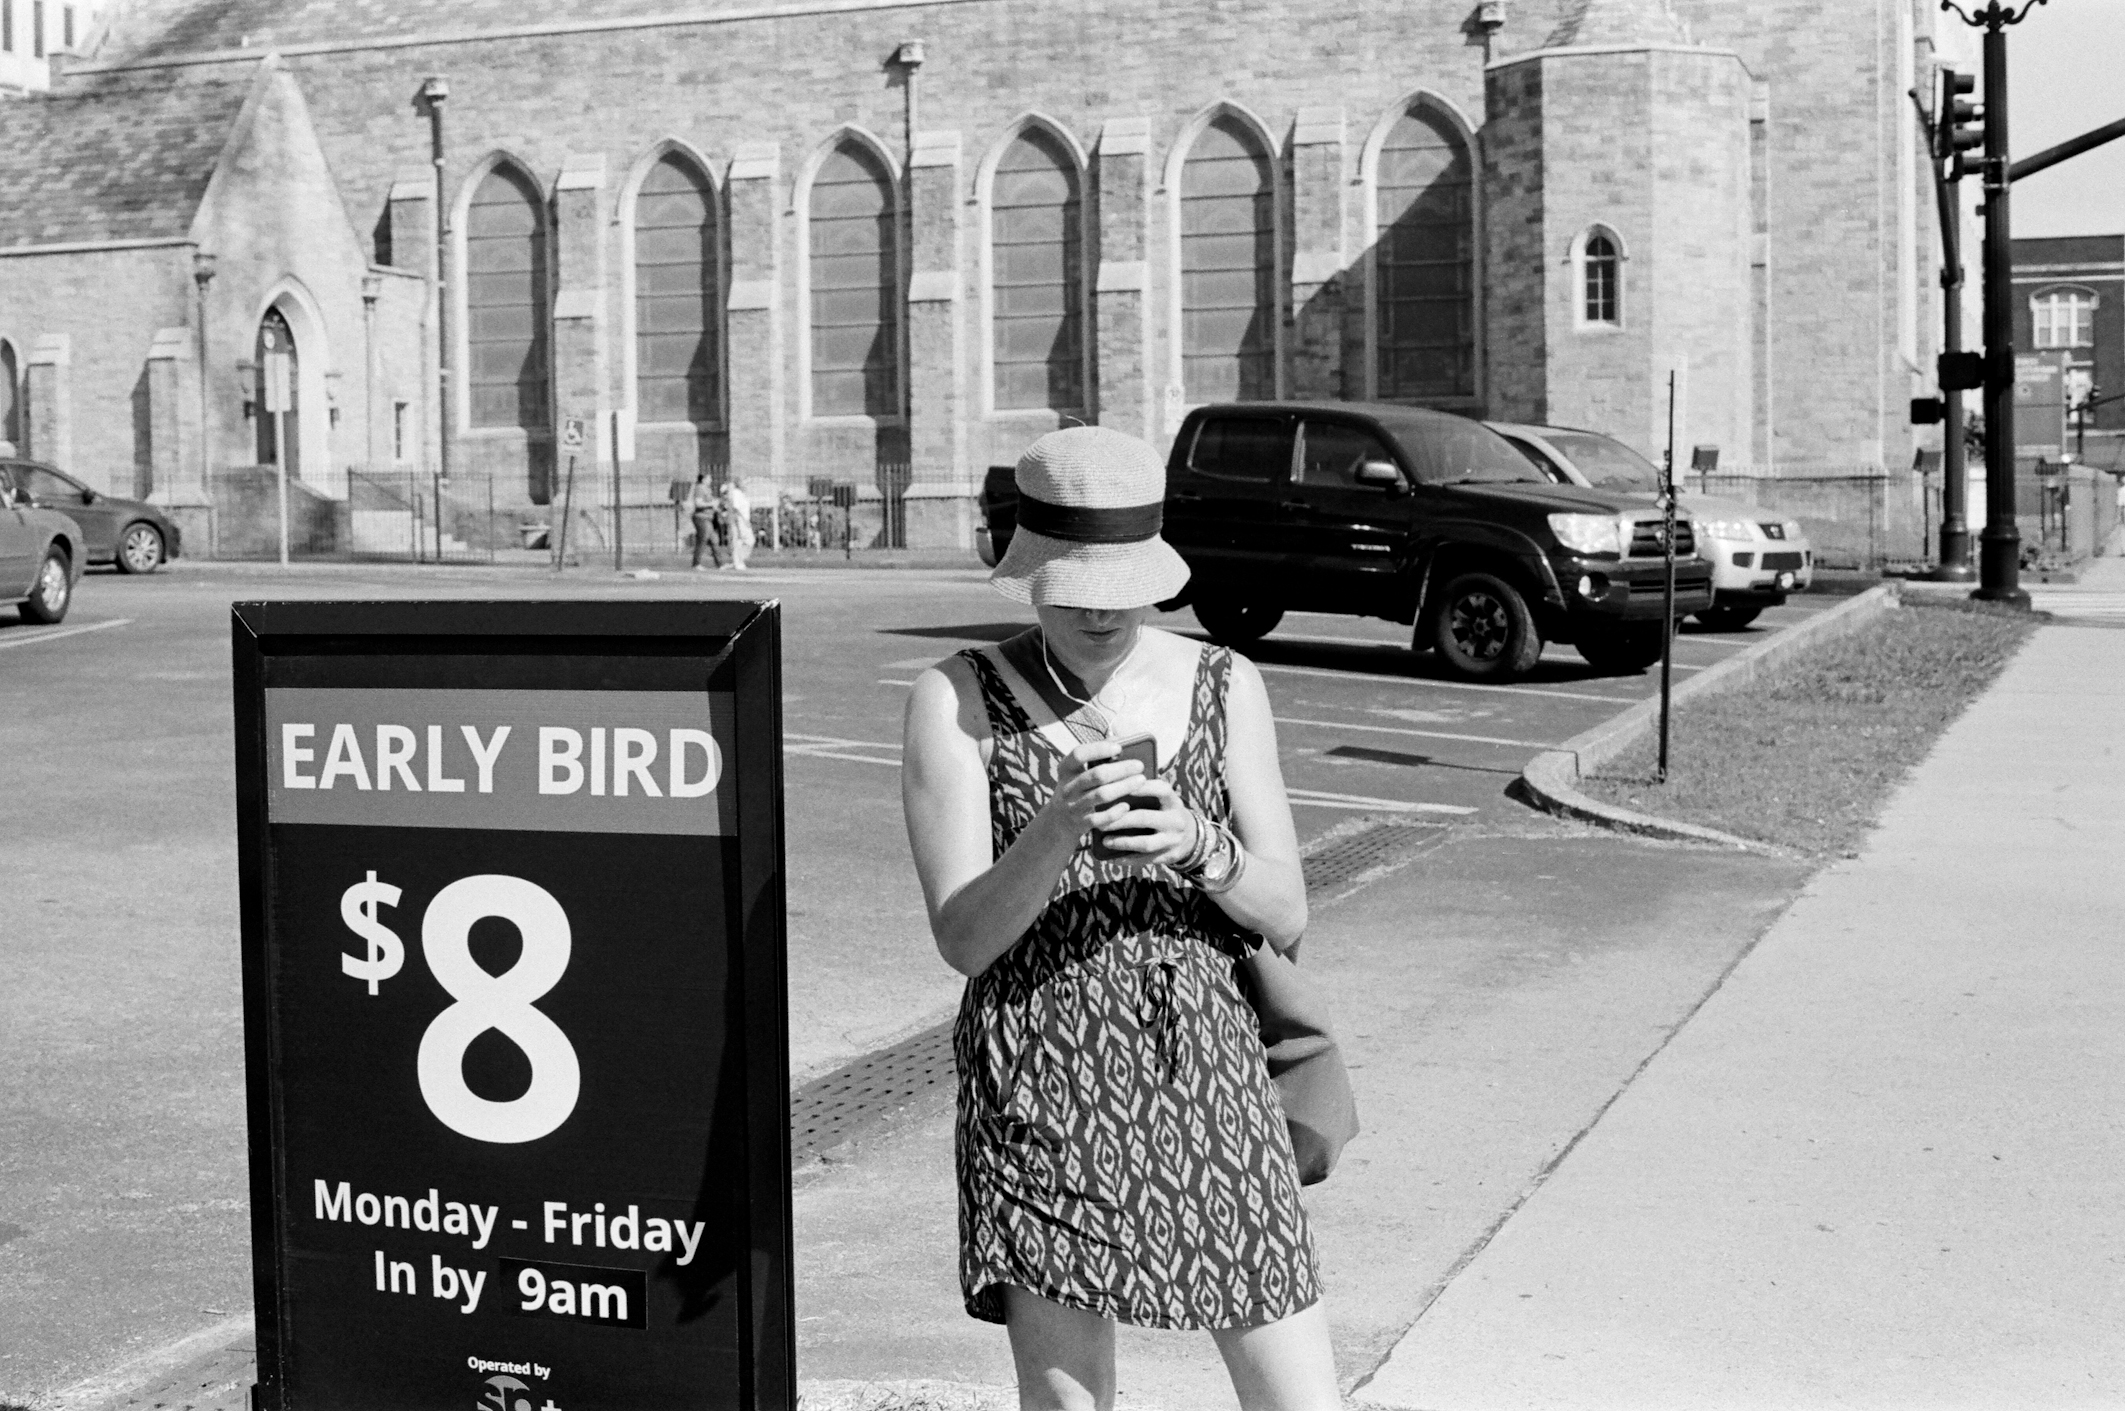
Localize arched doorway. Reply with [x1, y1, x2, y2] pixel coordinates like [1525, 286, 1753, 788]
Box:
[0, 341, 18, 453]
[255, 307, 301, 479]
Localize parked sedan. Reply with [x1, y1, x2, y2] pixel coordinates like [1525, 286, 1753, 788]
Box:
[0, 464, 87, 623]
[1487, 422, 1813, 630]
[5, 458, 180, 573]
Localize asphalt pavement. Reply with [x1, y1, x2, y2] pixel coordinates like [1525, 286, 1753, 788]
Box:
[0, 559, 1846, 1405]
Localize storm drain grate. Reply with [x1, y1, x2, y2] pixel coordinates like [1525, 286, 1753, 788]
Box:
[1300, 819, 1448, 892]
[790, 818, 1450, 1167]
[790, 1020, 957, 1166]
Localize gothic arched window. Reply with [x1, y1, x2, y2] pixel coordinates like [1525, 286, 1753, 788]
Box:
[634, 153, 721, 424]
[1180, 116, 1276, 403]
[991, 128, 1084, 413]
[809, 141, 900, 418]
[465, 163, 550, 431]
[1375, 107, 1474, 399]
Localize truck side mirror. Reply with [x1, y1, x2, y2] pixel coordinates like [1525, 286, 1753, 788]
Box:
[1355, 459, 1407, 494]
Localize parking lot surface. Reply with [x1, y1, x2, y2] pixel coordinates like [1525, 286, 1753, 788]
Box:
[0, 560, 1843, 1400]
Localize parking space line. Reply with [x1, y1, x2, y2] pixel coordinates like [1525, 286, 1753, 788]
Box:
[1252, 659, 1637, 704]
[1277, 715, 1555, 749]
[0, 617, 132, 651]
[1285, 787, 1475, 815]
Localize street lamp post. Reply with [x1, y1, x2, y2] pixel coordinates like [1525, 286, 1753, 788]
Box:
[1943, 0, 2045, 606]
[192, 252, 217, 547]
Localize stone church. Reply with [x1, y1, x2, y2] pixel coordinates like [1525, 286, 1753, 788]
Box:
[0, 0, 1947, 550]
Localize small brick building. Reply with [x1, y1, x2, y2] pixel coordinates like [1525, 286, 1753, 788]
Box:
[0, 0, 1953, 550]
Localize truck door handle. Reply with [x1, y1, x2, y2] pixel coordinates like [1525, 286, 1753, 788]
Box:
[1280, 500, 1307, 511]
[1172, 491, 1203, 502]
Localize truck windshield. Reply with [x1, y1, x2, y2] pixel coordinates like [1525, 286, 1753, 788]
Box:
[1546, 431, 1662, 493]
[1403, 420, 1546, 485]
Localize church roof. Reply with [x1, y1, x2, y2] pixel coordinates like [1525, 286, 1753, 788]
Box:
[1545, 0, 1693, 48]
[0, 73, 256, 248]
[97, 0, 775, 62]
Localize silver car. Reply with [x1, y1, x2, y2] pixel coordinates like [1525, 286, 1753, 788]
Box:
[1487, 422, 1814, 630]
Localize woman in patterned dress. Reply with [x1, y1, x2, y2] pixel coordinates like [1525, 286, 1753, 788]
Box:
[902, 426, 1338, 1411]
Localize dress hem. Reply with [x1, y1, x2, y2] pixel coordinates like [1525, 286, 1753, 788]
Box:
[964, 1279, 1320, 1333]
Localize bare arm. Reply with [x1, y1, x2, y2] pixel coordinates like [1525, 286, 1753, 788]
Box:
[901, 659, 1149, 978]
[1096, 653, 1307, 949]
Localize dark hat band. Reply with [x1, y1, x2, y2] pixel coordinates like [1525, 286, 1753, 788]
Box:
[1016, 494, 1164, 544]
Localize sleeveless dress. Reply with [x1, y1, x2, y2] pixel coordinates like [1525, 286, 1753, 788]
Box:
[952, 641, 1320, 1329]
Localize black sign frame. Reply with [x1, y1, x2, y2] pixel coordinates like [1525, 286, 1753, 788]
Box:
[232, 599, 792, 1411]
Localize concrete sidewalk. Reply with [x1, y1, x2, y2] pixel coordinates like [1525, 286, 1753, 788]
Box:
[1362, 617, 2125, 1407]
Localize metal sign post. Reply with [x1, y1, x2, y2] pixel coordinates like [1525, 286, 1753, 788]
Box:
[231, 599, 794, 1411]
[554, 419, 586, 572]
[1658, 371, 1678, 784]
[264, 345, 293, 566]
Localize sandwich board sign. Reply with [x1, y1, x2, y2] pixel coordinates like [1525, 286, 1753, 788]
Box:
[231, 600, 793, 1410]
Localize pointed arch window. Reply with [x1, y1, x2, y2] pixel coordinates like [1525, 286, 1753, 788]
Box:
[991, 128, 1084, 413]
[1582, 231, 1620, 325]
[1180, 116, 1276, 403]
[809, 141, 900, 418]
[254, 307, 301, 475]
[634, 153, 721, 424]
[465, 164, 550, 431]
[1375, 106, 1473, 399]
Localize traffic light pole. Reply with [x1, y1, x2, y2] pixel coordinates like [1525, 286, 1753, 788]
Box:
[1975, 12, 2028, 604]
[1914, 82, 1975, 581]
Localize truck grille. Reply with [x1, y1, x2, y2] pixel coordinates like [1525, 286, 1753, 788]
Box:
[1761, 551, 1804, 571]
[1627, 518, 1696, 558]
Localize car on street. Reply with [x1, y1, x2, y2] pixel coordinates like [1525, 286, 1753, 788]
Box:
[1486, 422, 1813, 630]
[0, 464, 87, 623]
[3, 458, 180, 574]
[1142, 402, 1710, 679]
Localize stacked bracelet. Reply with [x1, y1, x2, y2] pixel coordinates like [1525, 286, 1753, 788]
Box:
[1176, 813, 1247, 894]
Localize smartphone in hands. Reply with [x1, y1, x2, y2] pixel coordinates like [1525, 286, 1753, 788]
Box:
[1090, 732, 1162, 862]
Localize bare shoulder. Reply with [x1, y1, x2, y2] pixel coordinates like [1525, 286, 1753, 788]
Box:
[905, 649, 990, 749]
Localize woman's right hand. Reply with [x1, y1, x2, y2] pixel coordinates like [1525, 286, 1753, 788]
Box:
[1032, 740, 1148, 851]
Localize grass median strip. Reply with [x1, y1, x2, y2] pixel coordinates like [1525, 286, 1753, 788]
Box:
[1579, 598, 2037, 855]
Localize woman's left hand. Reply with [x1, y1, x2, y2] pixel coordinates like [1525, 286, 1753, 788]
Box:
[1096, 778, 1200, 869]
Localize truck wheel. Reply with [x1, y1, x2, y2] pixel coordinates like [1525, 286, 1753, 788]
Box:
[20, 548, 72, 624]
[1194, 601, 1282, 645]
[1694, 603, 1762, 631]
[1431, 572, 1541, 680]
[1576, 621, 1668, 674]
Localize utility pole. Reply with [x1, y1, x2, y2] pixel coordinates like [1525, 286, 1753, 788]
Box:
[422, 76, 452, 552]
[1910, 70, 1979, 581]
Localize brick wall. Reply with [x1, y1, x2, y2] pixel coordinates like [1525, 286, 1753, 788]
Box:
[38, 0, 1941, 525]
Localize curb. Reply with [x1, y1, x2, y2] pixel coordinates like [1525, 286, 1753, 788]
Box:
[1515, 582, 1903, 848]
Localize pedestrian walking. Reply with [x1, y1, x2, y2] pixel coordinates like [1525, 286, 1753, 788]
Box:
[685, 472, 723, 571]
[900, 426, 1337, 1411]
[722, 477, 754, 571]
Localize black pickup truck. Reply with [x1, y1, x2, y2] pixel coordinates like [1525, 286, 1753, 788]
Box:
[984, 401, 1712, 679]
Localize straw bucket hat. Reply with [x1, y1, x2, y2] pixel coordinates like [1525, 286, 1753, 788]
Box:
[989, 426, 1191, 609]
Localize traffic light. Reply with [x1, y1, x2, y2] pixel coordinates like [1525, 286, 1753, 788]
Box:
[1938, 350, 1986, 391]
[1937, 65, 1983, 180]
[1911, 397, 1945, 425]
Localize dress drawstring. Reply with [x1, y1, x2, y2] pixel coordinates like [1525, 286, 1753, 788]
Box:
[1139, 959, 1185, 1085]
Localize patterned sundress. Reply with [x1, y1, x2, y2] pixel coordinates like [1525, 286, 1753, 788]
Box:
[953, 640, 1320, 1329]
